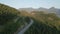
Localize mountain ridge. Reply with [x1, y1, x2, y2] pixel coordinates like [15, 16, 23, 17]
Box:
[19, 7, 60, 17]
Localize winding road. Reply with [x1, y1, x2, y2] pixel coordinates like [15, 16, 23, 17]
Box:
[18, 19, 33, 34]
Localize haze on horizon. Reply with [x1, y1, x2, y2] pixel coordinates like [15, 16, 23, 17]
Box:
[0, 0, 60, 9]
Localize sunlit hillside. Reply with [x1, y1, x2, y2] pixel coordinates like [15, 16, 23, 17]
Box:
[0, 3, 60, 34]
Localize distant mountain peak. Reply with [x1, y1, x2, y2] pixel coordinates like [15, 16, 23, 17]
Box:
[50, 7, 56, 9]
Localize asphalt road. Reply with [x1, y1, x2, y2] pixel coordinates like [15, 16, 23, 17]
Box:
[18, 19, 33, 34]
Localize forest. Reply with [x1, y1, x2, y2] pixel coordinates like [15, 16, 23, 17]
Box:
[0, 3, 30, 34]
[25, 11, 60, 34]
[0, 3, 60, 34]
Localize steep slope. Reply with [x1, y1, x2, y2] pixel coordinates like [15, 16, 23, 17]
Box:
[0, 3, 21, 34]
[0, 3, 32, 34]
[24, 11, 60, 34]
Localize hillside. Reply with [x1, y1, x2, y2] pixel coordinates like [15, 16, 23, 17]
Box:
[19, 7, 60, 17]
[0, 3, 31, 34]
[0, 3, 21, 34]
[18, 7, 60, 34]
[24, 11, 60, 34]
[0, 3, 60, 34]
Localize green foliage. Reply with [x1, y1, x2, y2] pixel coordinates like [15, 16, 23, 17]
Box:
[1, 3, 60, 34]
[4, 20, 21, 34]
[0, 3, 21, 34]
[24, 11, 60, 34]
[24, 16, 30, 23]
[0, 3, 20, 25]
[0, 3, 31, 34]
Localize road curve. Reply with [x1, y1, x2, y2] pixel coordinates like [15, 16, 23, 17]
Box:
[18, 19, 33, 34]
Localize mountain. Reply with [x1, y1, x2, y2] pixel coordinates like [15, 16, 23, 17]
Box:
[19, 7, 48, 12]
[19, 7, 60, 17]
[19, 8, 35, 12]
[24, 9, 60, 34]
[0, 3, 60, 34]
[19, 7, 60, 13]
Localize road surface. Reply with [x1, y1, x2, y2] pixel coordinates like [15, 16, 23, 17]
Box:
[18, 19, 33, 34]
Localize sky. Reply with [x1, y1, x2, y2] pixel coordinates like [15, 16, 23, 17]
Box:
[0, 0, 60, 9]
